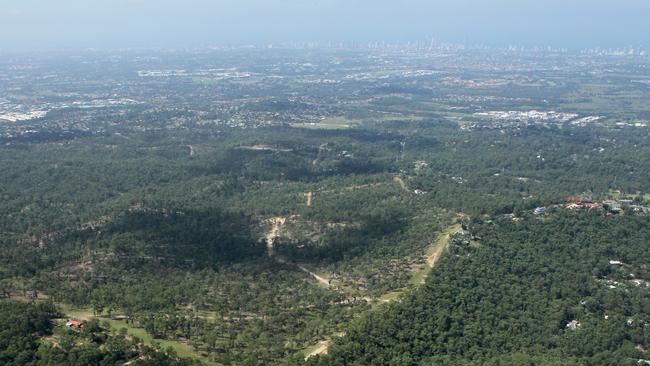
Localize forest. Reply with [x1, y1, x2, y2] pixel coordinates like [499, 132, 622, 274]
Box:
[310, 211, 650, 365]
[1, 115, 649, 365]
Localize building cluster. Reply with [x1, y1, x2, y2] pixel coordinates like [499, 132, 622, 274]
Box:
[0, 110, 48, 122]
[614, 120, 649, 128]
[436, 94, 533, 104]
[475, 110, 580, 123]
[570, 116, 602, 126]
[1, 47, 648, 141]
[138, 69, 256, 79]
[534, 195, 650, 216]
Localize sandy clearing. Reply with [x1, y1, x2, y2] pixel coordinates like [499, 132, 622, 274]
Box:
[304, 340, 330, 360]
[262, 217, 331, 288]
[312, 143, 328, 166]
[297, 264, 330, 287]
[394, 175, 407, 191]
[264, 217, 286, 257]
[426, 223, 462, 267]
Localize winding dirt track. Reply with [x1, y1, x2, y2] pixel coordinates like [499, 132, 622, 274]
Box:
[262, 204, 465, 360]
[296, 264, 329, 287]
[426, 224, 462, 267]
[302, 221, 462, 359]
[264, 216, 332, 288]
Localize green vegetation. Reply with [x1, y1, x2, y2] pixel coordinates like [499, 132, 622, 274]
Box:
[58, 305, 213, 364]
[2, 119, 650, 364]
[312, 211, 650, 365]
[0, 301, 196, 366]
[2, 48, 650, 365]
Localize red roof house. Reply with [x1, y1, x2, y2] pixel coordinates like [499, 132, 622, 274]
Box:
[66, 319, 82, 328]
[563, 196, 593, 203]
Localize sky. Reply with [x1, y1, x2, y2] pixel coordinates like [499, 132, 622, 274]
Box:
[1, 0, 649, 50]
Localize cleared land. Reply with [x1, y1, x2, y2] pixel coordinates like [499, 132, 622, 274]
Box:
[303, 221, 462, 358]
[59, 305, 215, 365]
[291, 117, 354, 129]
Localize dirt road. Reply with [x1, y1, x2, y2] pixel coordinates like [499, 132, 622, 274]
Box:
[297, 264, 329, 287]
[264, 217, 286, 257]
[304, 340, 330, 360]
[394, 175, 407, 191]
[426, 224, 461, 267]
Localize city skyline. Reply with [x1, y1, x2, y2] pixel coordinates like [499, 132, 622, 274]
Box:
[1, 0, 649, 50]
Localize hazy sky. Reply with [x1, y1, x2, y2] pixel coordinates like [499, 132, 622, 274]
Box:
[1, 0, 649, 50]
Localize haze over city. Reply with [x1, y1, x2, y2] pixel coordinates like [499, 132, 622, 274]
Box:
[3, 1, 650, 365]
[2, 0, 650, 50]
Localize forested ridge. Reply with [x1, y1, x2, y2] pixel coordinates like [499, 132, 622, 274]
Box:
[1, 119, 649, 365]
[311, 211, 650, 365]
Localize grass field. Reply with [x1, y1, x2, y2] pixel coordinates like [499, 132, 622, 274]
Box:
[560, 84, 650, 116]
[60, 305, 215, 365]
[291, 117, 354, 129]
[292, 115, 426, 129]
[606, 189, 650, 202]
[410, 223, 461, 286]
[373, 223, 462, 303]
[302, 340, 330, 360]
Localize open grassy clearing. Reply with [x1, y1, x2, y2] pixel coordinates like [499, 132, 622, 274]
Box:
[303, 340, 331, 360]
[606, 189, 650, 201]
[292, 114, 426, 129]
[416, 223, 462, 283]
[58, 305, 216, 365]
[371, 114, 426, 122]
[301, 221, 462, 356]
[380, 222, 462, 299]
[560, 84, 650, 115]
[291, 117, 354, 129]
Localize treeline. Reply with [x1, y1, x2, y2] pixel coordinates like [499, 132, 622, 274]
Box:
[0, 301, 196, 366]
[310, 211, 650, 365]
[2, 117, 650, 365]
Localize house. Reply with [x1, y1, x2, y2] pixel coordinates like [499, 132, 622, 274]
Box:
[565, 203, 582, 210]
[66, 319, 82, 328]
[563, 196, 592, 203]
[566, 320, 580, 331]
[609, 260, 623, 265]
[534, 207, 546, 215]
[629, 205, 645, 212]
[603, 202, 622, 213]
[456, 228, 470, 236]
